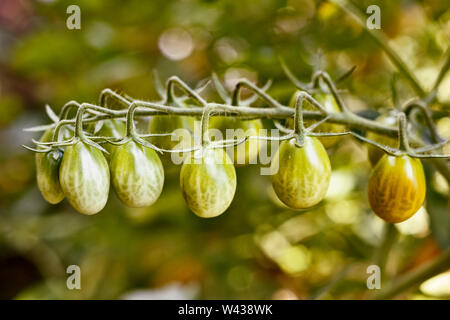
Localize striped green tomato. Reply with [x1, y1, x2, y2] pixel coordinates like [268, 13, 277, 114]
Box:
[59, 141, 110, 215]
[209, 117, 263, 166]
[35, 128, 72, 204]
[36, 148, 64, 204]
[110, 140, 164, 207]
[149, 115, 194, 150]
[96, 119, 126, 158]
[271, 136, 331, 209]
[180, 147, 236, 218]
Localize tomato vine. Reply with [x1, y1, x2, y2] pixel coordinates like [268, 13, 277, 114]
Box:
[19, 0, 450, 300]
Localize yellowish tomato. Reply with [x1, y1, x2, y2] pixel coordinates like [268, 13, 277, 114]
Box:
[368, 154, 426, 223]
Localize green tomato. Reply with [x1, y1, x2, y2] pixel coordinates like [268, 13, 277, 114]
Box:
[271, 136, 331, 209]
[36, 148, 64, 204]
[96, 119, 126, 158]
[288, 91, 345, 148]
[110, 140, 164, 207]
[209, 117, 263, 166]
[59, 141, 110, 215]
[149, 115, 194, 150]
[180, 147, 236, 218]
[35, 128, 72, 204]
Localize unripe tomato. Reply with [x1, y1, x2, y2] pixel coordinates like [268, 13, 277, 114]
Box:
[149, 115, 194, 150]
[180, 147, 236, 218]
[288, 91, 345, 148]
[36, 148, 64, 204]
[59, 141, 110, 215]
[209, 117, 263, 166]
[368, 154, 426, 223]
[35, 128, 72, 204]
[110, 140, 164, 207]
[96, 119, 126, 158]
[366, 113, 398, 166]
[271, 136, 331, 209]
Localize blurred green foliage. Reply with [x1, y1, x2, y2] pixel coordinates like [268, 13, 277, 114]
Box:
[0, 0, 449, 299]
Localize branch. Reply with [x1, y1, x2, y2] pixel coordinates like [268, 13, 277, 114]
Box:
[404, 99, 443, 144]
[331, 0, 426, 97]
[34, 101, 403, 137]
[25, 72, 450, 187]
[433, 48, 450, 92]
[373, 223, 398, 282]
[372, 249, 450, 300]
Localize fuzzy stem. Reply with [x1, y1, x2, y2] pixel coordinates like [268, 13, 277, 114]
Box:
[293, 92, 306, 146]
[404, 100, 442, 144]
[200, 107, 212, 146]
[232, 79, 283, 109]
[165, 76, 206, 106]
[312, 70, 349, 113]
[74, 106, 87, 139]
[397, 113, 410, 152]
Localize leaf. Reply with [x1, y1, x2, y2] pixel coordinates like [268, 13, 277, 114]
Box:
[94, 120, 104, 134]
[152, 69, 165, 99]
[211, 73, 230, 103]
[45, 104, 59, 123]
[337, 65, 357, 83]
[194, 78, 211, 94]
[84, 138, 109, 155]
[278, 56, 309, 91]
[23, 123, 55, 132]
[242, 79, 273, 105]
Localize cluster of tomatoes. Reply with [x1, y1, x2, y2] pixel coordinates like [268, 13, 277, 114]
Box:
[35, 90, 427, 223]
[284, 91, 426, 223]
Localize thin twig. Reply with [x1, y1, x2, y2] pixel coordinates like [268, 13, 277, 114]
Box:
[372, 249, 450, 300]
[331, 0, 426, 97]
[373, 223, 398, 282]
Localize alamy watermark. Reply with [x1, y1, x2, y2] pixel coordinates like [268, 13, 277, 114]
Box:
[65, 4, 380, 31]
[66, 265, 81, 290]
[366, 265, 381, 290]
[66, 5, 81, 30]
[366, 5, 381, 30]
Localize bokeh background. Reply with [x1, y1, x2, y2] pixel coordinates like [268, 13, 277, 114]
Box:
[0, 0, 449, 299]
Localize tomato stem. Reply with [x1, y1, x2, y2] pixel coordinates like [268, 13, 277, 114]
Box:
[52, 101, 81, 141]
[165, 76, 207, 107]
[99, 88, 131, 109]
[403, 99, 443, 144]
[397, 113, 411, 153]
[312, 71, 349, 114]
[279, 56, 310, 91]
[293, 92, 306, 147]
[232, 78, 282, 109]
[25, 69, 450, 186]
[200, 106, 212, 146]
